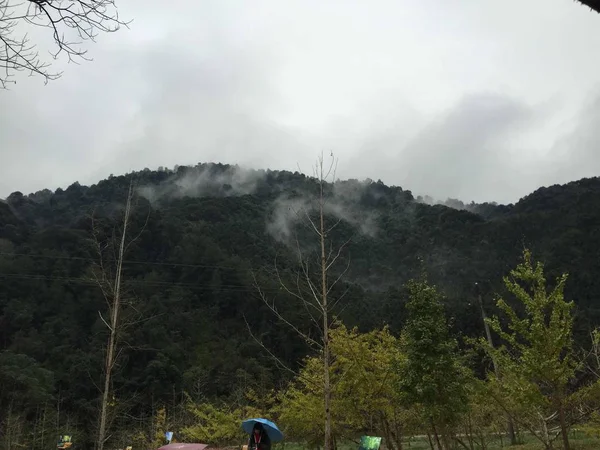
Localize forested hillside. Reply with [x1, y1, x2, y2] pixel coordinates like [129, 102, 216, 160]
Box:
[2, 162, 600, 448]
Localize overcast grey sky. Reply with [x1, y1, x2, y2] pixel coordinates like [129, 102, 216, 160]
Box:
[1, 0, 600, 204]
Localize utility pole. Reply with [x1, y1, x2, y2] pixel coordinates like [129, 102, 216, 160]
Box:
[475, 282, 517, 446]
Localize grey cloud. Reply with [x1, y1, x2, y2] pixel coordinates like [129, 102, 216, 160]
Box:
[399, 93, 535, 201]
[0, 26, 310, 197]
[547, 90, 600, 182]
[344, 93, 549, 204]
[80, 36, 315, 184]
[2, 0, 600, 204]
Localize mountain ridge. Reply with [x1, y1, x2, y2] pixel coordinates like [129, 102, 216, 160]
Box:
[7, 161, 591, 212]
[1, 162, 600, 445]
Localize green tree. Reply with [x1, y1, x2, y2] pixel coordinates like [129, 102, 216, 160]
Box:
[277, 325, 410, 449]
[486, 249, 578, 450]
[458, 379, 516, 450]
[182, 388, 276, 447]
[396, 278, 470, 450]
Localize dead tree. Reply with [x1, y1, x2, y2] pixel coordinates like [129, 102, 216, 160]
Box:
[91, 180, 143, 450]
[0, 0, 129, 87]
[251, 152, 351, 450]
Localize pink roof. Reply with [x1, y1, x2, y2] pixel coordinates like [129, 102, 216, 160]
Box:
[157, 444, 209, 450]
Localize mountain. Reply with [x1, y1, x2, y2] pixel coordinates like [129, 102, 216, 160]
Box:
[1, 162, 600, 444]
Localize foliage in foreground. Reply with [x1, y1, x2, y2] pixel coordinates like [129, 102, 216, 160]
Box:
[396, 277, 471, 449]
[276, 324, 408, 449]
[483, 250, 600, 450]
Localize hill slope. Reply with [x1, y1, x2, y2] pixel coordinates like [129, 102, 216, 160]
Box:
[1, 163, 600, 442]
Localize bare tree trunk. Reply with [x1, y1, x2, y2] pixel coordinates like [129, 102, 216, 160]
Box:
[539, 411, 552, 450]
[249, 153, 350, 450]
[430, 419, 443, 450]
[96, 181, 134, 450]
[56, 389, 61, 437]
[441, 428, 451, 450]
[32, 405, 39, 448]
[41, 403, 47, 450]
[477, 288, 517, 446]
[426, 432, 435, 450]
[320, 166, 333, 450]
[557, 400, 570, 450]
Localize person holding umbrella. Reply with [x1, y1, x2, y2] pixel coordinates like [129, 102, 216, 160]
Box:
[242, 418, 283, 450]
[248, 423, 271, 450]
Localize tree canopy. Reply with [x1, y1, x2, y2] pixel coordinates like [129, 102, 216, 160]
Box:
[2, 164, 600, 447]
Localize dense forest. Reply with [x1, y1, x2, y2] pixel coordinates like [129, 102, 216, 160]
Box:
[2, 162, 600, 449]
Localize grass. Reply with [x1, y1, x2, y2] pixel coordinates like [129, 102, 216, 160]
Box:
[273, 431, 600, 450]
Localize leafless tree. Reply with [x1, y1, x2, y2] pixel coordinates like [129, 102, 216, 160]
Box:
[90, 180, 149, 450]
[0, 402, 25, 450]
[0, 0, 129, 87]
[249, 152, 351, 450]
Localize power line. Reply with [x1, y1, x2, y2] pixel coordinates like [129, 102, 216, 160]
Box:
[0, 272, 285, 294]
[0, 251, 259, 271]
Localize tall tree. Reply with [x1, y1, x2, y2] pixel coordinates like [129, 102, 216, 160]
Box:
[396, 277, 470, 450]
[0, 0, 128, 86]
[486, 249, 577, 450]
[92, 181, 139, 450]
[251, 152, 350, 450]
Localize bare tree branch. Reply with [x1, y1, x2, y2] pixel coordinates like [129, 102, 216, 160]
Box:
[251, 151, 346, 450]
[97, 310, 112, 331]
[328, 256, 351, 297]
[0, 0, 129, 87]
[325, 238, 351, 272]
[252, 271, 322, 349]
[242, 314, 301, 378]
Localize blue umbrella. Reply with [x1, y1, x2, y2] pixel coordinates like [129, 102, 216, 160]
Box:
[242, 418, 284, 442]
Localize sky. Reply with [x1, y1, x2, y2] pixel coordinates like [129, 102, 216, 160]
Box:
[1, 0, 600, 204]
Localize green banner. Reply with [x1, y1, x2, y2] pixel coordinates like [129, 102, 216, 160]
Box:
[358, 436, 381, 450]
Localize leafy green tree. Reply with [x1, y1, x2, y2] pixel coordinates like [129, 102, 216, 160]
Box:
[485, 249, 578, 450]
[182, 388, 276, 447]
[396, 278, 470, 450]
[457, 379, 517, 450]
[277, 325, 410, 450]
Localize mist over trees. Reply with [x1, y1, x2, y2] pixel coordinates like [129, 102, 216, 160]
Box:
[3, 162, 600, 448]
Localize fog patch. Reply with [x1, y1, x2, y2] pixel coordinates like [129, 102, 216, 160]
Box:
[137, 163, 264, 203]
